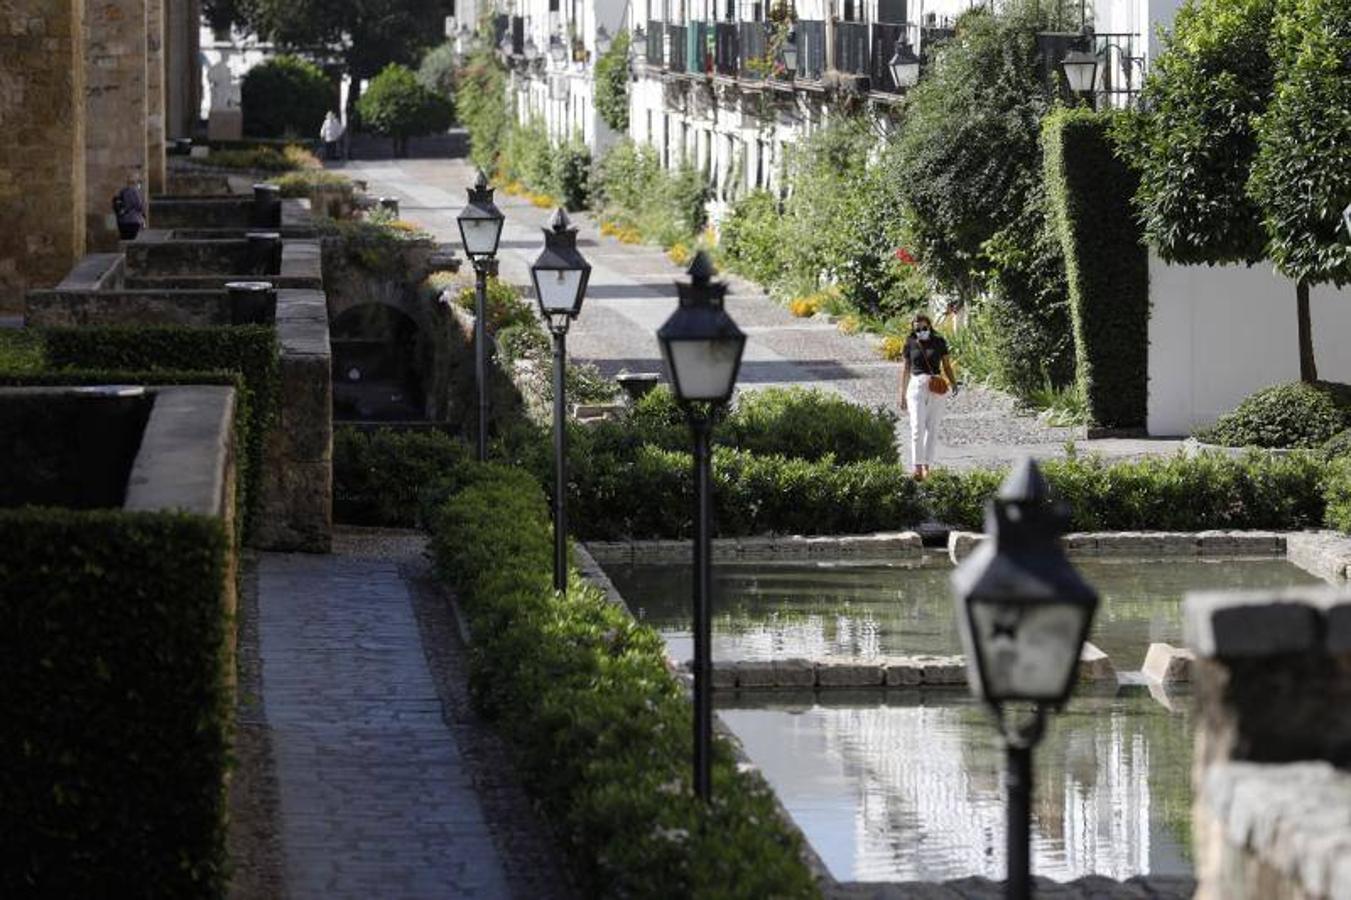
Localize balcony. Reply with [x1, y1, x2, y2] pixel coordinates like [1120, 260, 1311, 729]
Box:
[686, 21, 710, 75]
[667, 23, 688, 72]
[796, 20, 827, 81]
[870, 22, 906, 92]
[738, 22, 770, 80]
[834, 21, 869, 77]
[714, 22, 739, 77]
[646, 20, 663, 65]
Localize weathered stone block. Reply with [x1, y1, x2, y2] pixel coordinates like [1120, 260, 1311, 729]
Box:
[773, 657, 816, 688]
[816, 659, 885, 688]
[1185, 590, 1321, 658]
[735, 661, 776, 689]
[947, 531, 985, 564]
[917, 656, 967, 686]
[1078, 641, 1117, 683]
[884, 659, 925, 687]
[1287, 532, 1351, 582]
[1142, 642, 1194, 684]
[254, 459, 331, 553]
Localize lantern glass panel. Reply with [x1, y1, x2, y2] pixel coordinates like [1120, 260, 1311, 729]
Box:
[964, 597, 1090, 702]
[459, 216, 501, 257]
[663, 338, 742, 401]
[1061, 51, 1098, 93]
[783, 43, 798, 71]
[534, 268, 585, 314]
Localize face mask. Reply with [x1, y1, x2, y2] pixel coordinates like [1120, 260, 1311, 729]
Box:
[916, 329, 931, 340]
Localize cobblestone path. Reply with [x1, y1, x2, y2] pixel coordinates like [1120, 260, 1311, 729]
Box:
[251, 530, 571, 899]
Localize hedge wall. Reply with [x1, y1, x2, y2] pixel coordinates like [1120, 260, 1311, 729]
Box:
[1043, 109, 1150, 429]
[0, 508, 232, 896]
[429, 465, 819, 898]
[42, 326, 279, 535]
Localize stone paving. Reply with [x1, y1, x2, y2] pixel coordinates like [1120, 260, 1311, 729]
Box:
[337, 151, 1187, 470]
[252, 530, 568, 899]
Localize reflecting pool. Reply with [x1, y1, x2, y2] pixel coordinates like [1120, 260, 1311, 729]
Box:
[610, 557, 1321, 668]
[719, 692, 1194, 882]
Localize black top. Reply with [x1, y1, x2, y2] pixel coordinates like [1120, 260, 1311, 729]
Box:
[904, 334, 948, 375]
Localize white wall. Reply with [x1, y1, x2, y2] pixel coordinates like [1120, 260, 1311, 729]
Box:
[1147, 252, 1351, 436]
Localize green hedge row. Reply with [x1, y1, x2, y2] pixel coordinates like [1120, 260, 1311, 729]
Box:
[334, 426, 469, 527]
[1042, 108, 1150, 430]
[0, 508, 232, 897]
[429, 465, 819, 898]
[42, 326, 280, 536]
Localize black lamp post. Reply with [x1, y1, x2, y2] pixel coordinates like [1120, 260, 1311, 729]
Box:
[656, 252, 746, 802]
[457, 170, 506, 463]
[951, 458, 1099, 900]
[530, 208, 591, 594]
[887, 38, 921, 90]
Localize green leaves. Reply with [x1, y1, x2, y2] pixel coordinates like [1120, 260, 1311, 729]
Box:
[428, 468, 818, 898]
[594, 30, 632, 133]
[1198, 380, 1351, 448]
[356, 63, 455, 145]
[240, 54, 332, 139]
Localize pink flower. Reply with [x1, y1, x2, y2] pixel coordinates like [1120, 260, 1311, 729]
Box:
[894, 247, 916, 266]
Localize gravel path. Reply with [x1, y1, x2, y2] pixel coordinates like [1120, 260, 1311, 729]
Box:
[336, 152, 1184, 470]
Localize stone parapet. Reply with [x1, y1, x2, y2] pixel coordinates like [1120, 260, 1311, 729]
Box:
[253, 288, 332, 552]
[949, 530, 1289, 564]
[1194, 761, 1351, 900]
[585, 532, 925, 566]
[25, 288, 230, 327]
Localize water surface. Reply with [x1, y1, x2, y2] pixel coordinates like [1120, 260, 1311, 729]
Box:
[719, 692, 1193, 882]
[611, 557, 1321, 669]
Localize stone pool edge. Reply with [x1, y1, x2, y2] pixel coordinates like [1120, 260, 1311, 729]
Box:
[573, 543, 1199, 899]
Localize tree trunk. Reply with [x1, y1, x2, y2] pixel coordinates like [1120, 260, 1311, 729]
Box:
[1297, 279, 1318, 383]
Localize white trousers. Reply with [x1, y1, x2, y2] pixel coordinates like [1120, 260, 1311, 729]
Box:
[905, 375, 945, 467]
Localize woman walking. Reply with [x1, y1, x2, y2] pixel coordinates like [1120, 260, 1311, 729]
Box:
[899, 313, 958, 480]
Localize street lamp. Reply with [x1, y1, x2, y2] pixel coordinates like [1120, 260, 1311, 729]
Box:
[656, 251, 746, 802]
[951, 458, 1099, 900]
[456, 169, 506, 462]
[888, 38, 921, 90]
[1061, 47, 1100, 100]
[530, 208, 591, 594]
[782, 27, 799, 78]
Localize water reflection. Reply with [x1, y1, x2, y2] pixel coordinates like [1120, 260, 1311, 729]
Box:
[611, 557, 1320, 668]
[719, 693, 1193, 883]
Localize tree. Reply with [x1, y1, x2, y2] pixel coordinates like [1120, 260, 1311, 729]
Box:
[1122, 0, 1350, 382]
[891, 0, 1079, 394]
[356, 64, 454, 157]
[417, 41, 458, 101]
[594, 30, 631, 134]
[235, 0, 453, 82]
[1249, 0, 1351, 380]
[240, 55, 333, 139]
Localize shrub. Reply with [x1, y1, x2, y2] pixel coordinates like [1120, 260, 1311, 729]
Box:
[241, 55, 333, 139]
[452, 277, 536, 332]
[1323, 457, 1351, 532]
[268, 169, 354, 197]
[720, 190, 785, 287]
[1322, 428, 1351, 459]
[334, 427, 470, 526]
[0, 508, 232, 896]
[318, 215, 434, 275]
[428, 467, 822, 899]
[553, 139, 592, 211]
[501, 118, 554, 195]
[42, 326, 280, 535]
[204, 143, 320, 173]
[725, 387, 899, 464]
[356, 63, 455, 157]
[594, 30, 631, 133]
[455, 38, 511, 170]
[1042, 108, 1149, 429]
[1197, 381, 1351, 448]
[0, 328, 43, 372]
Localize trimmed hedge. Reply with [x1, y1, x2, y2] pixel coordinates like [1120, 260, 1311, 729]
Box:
[42, 326, 280, 535]
[0, 508, 232, 896]
[1042, 108, 1149, 429]
[241, 55, 333, 140]
[334, 426, 469, 527]
[1198, 381, 1351, 449]
[429, 466, 819, 898]
[1324, 458, 1351, 533]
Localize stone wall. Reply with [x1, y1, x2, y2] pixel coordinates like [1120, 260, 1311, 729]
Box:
[164, 0, 200, 139]
[85, 0, 149, 250]
[1185, 588, 1351, 899]
[145, 0, 166, 194]
[0, 0, 86, 312]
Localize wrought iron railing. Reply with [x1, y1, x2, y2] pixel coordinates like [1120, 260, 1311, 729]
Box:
[834, 21, 869, 76]
[646, 20, 664, 65]
[870, 22, 906, 92]
[714, 23, 739, 77]
[797, 20, 826, 80]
